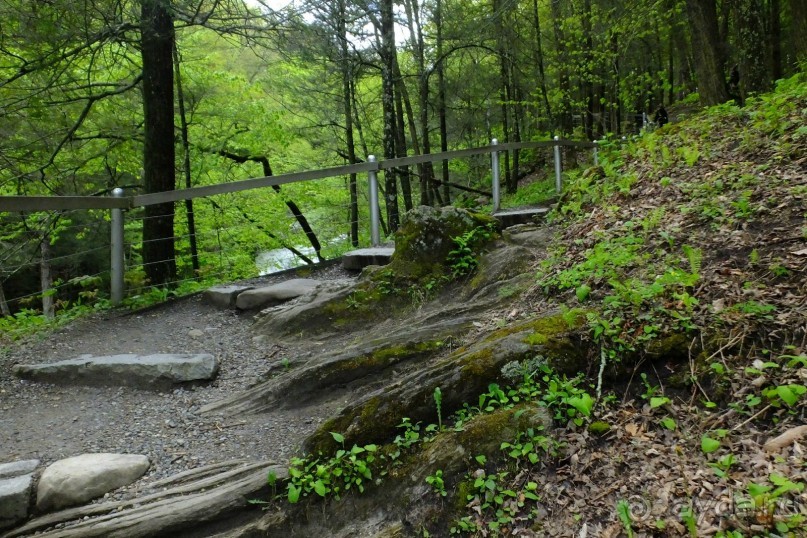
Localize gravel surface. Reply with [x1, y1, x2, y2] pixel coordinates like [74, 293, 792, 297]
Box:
[0, 263, 356, 502]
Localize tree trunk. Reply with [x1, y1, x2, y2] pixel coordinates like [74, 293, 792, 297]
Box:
[551, 0, 573, 134]
[532, 0, 552, 129]
[337, 0, 359, 247]
[684, 0, 730, 105]
[792, 0, 807, 64]
[40, 233, 54, 319]
[394, 76, 413, 212]
[0, 281, 10, 316]
[582, 0, 595, 140]
[435, 0, 450, 202]
[141, 0, 177, 286]
[735, 0, 771, 100]
[770, 0, 782, 80]
[379, 0, 399, 231]
[173, 42, 199, 277]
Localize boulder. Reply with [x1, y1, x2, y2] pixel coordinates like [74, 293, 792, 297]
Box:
[202, 285, 254, 309]
[36, 453, 150, 512]
[235, 279, 321, 310]
[0, 472, 35, 530]
[12, 353, 218, 389]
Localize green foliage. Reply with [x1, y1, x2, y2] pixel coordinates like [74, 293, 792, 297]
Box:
[616, 499, 635, 538]
[425, 469, 447, 497]
[447, 225, 495, 279]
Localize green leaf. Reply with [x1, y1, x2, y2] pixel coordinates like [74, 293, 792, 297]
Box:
[288, 484, 301, 503]
[313, 479, 327, 497]
[330, 432, 345, 444]
[701, 436, 721, 454]
[650, 396, 670, 409]
[567, 393, 594, 417]
[660, 417, 677, 430]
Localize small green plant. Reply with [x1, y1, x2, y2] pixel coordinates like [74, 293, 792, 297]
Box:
[433, 386, 443, 431]
[425, 469, 447, 497]
[679, 504, 698, 537]
[708, 453, 736, 478]
[446, 225, 495, 278]
[616, 499, 635, 538]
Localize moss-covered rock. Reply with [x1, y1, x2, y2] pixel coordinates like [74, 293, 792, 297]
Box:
[388, 205, 497, 282]
[303, 310, 586, 455]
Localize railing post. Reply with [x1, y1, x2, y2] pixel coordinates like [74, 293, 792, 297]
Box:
[368, 155, 381, 247]
[553, 135, 562, 194]
[110, 187, 124, 305]
[593, 139, 599, 166]
[490, 138, 500, 212]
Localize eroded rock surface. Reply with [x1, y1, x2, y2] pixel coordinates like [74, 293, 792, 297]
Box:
[235, 279, 321, 310]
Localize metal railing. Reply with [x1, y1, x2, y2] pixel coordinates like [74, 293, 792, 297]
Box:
[0, 137, 598, 307]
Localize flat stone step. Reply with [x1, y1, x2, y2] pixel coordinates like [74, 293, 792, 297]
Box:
[493, 207, 550, 228]
[342, 247, 395, 271]
[12, 354, 219, 389]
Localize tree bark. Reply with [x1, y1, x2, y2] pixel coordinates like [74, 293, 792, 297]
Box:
[550, 0, 573, 134]
[532, 0, 552, 129]
[173, 42, 199, 277]
[379, 0, 399, 231]
[435, 0, 450, 201]
[792, 0, 807, 64]
[684, 0, 730, 105]
[735, 0, 771, 100]
[337, 0, 359, 247]
[40, 233, 54, 319]
[141, 0, 177, 286]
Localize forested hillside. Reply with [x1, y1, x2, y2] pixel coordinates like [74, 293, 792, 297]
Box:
[1, 0, 805, 323]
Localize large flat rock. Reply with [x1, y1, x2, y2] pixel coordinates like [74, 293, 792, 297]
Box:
[235, 278, 321, 310]
[12, 353, 219, 388]
[341, 247, 395, 271]
[37, 454, 150, 512]
[493, 207, 549, 228]
[203, 285, 254, 309]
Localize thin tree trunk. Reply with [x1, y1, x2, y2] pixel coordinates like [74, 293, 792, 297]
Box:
[735, 0, 770, 99]
[532, 0, 552, 128]
[393, 75, 413, 212]
[435, 0, 450, 201]
[379, 0, 399, 231]
[792, 0, 807, 64]
[141, 0, 177, 286]
[684, 0, 730, 105]
[40, 233, 54, 319]
[551, 0, 573, 134]
[0, 281, 10, 316]
[770, 0, 782, 80]
[582, 0, 595, 140]
[173, 42, 199, 277]
[337, 0, 359, 247]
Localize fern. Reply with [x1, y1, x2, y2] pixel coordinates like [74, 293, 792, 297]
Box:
[682, 244, 702, 276]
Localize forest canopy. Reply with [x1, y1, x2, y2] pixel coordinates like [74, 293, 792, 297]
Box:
[0, 0, 804, 316]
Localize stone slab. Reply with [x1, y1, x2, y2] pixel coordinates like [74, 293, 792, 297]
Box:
[0, 459, 39, 480]
[493, 207, 549, 228]
[202, 285, 254, 309]
[341, 247, 395, 271]
[235, 279, 321, 310]
[37, 453, 150, 512]
[12, 354, 219, 389]
[0, 473, 34, 530]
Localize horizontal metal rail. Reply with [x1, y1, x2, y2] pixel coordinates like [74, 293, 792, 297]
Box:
[0, 138, 598, 212]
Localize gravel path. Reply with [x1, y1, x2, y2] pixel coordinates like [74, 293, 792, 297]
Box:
[0, 264, 355, 502]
